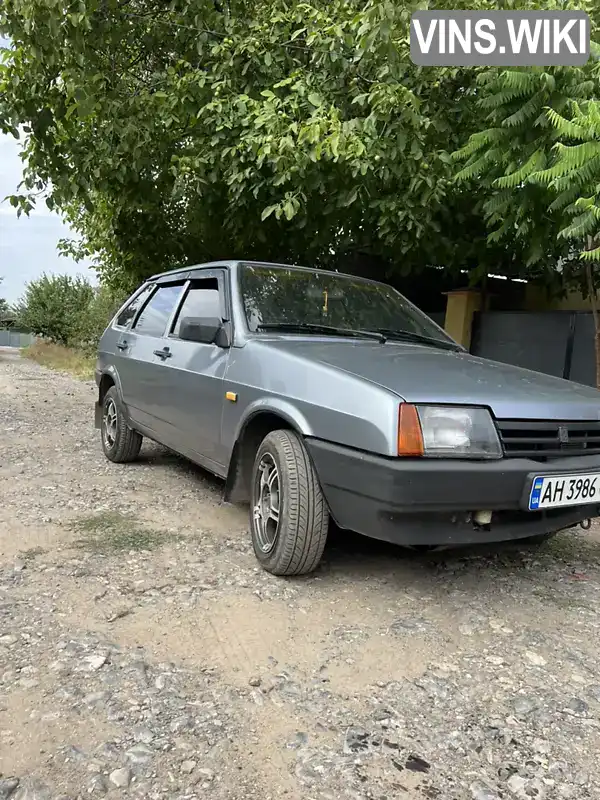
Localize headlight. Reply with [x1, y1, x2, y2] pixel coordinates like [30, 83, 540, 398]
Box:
[398, 404, 502, 459]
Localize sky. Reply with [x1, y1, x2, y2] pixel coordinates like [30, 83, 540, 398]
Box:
[0, 36, 96, 305]
[0, 132, 97, 304]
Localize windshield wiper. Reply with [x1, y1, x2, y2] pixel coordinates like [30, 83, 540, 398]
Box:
[374, 328, 462, 351]
[256, 322, 386, 343]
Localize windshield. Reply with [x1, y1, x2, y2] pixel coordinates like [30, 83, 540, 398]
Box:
[238, 264, 454, 344]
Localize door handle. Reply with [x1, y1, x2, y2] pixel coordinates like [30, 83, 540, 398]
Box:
[153, 347, 172, 359]
[116, 341, 128, 350]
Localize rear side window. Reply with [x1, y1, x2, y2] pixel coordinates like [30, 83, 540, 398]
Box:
[133, 284, 183, 337]
[115, 285, 154, 328]
[172, 279, 221, 337]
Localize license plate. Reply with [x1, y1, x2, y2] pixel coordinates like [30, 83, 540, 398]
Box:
[529, 473, 600, 510]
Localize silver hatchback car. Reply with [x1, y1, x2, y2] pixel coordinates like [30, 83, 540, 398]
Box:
[96, 261, 600, 574]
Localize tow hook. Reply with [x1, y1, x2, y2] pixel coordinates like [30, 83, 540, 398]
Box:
[580, 518, 592, 531]
[473, 510, 492, 526]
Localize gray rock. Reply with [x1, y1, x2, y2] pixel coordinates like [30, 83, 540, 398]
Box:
[88, 775, 108, 795]
[248, 676, 261, 687]
[133, 726, 154, 744]
[170, 715, 193, 734]
[109, 768, 132, 788]
[81, 653, 107, 671]
[126, 743, 154, 765]
[12, 781, 52, 800]
[512, 696, 538, 716]
[197, 768, 215, 782]
[506, 774, 527, 796]
[83, 691, 109, 706]
[470, 784, 500, 800]
[95, 741, 120, 761]
[586, 684, 600, 702]
[343, 726, 370, 755]
[64, 745, 87, 762]
[0, 778, 20, 800]
[180, 760, 196, 774]
[567, 697, 588, 714]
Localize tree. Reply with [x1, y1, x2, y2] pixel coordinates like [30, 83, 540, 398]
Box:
[452, 28, 600, 382]
[16, 274, 95, 344]
[0, 0, 553, 294]
[0, 277, 9, 322]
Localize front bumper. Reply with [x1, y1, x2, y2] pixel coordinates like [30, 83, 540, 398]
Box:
[305, 439, 600, 546]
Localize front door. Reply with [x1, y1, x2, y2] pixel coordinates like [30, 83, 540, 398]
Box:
[148, 272, 231, 472]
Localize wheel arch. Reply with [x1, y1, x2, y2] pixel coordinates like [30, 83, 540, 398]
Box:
[225, 402, 312, 504]
[98, 367, 123, 404]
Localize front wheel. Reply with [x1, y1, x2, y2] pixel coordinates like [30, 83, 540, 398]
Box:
[250, 429, 329, 576]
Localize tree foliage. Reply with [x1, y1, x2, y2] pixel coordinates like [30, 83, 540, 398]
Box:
[0, 0, 563, 293]
[16, 274, 96, 344]
[0, 277, 9, 322]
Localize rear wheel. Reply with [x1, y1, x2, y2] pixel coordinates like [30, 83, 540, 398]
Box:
[250, 429, 329, 576]
[101, 386, 143, 463]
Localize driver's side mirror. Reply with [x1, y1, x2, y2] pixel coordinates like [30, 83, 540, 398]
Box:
[178, 316, 229, 347]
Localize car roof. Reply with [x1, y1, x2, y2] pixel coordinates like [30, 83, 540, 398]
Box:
[147, 260, 383, 285]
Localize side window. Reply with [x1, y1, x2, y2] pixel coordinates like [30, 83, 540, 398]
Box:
[171, 279, 222, 337]
[115, 285, 154, 328]
[133, 284, 183, 337]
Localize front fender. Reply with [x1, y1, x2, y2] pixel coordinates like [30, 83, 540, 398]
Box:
[233, 397, 315, 444]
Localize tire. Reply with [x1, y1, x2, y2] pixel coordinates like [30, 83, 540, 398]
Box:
[249, 429, 329, 576]
[101, 386, 143, 463]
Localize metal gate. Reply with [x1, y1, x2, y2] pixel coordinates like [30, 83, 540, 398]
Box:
[0, 329, 35, 348]
[470, 311, 596, 387]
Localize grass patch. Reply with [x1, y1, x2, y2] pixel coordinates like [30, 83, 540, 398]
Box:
[22, 341, 96, 380]
[68, 511, 178, 554]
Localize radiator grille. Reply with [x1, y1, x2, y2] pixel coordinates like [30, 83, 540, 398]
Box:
[497, 420, 600, 459]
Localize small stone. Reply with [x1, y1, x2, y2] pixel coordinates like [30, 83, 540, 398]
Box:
[513, 696, 538, 716]
[405, 754, 430, 773]
[126, 743, 154, 765]
[88, 774, 108, 795]
[470, 784, 500, 800]
[65, 745, 87, 762]
[567, 697, 588, 714]
[507, 774, 527, 795]
[0, 778, 19, 800]
[180, 760, 197, 774]
[197, 768, 215, 782]
[109, 768, 132, 789]
[525, 651, 547, 667]
[248, 676, 261, 687]
[82, 654, 107, 671]
[95, 742, 120, 761]
[133, 726, 154, 744]
[83, 691, 109, 706]
[12, 780, 52, 800]
[0, 635, 18, 646]
[343, 727, 370, 755]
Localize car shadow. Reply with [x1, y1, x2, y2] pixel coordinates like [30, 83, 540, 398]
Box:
[314, 522, 600, 601]
[134, 442, 600, 595]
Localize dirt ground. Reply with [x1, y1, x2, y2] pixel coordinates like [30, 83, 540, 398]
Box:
[1, 348, 600, 800]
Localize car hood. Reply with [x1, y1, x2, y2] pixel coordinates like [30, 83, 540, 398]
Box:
[260, 337, 600, 420]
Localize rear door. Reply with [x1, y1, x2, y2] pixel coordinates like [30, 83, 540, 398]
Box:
[118, 281, 186, 437]
[148, 271, 231, 472]
[109, 283, 155, 409]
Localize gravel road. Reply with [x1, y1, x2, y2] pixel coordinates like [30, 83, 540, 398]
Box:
[1, 349, 600, 800]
